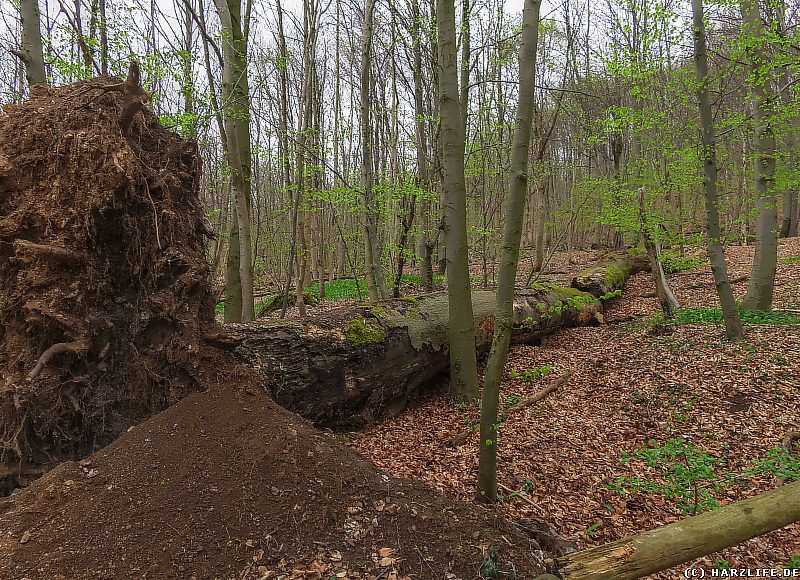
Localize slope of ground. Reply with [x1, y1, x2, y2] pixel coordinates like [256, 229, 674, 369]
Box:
[353, 238, 800, 576]
[0, 351, 546, 580]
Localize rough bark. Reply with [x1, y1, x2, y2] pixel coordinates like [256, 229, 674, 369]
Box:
[540, 479, 800, 579]
[571, 251, 650, 297]
[478, 0, 542, 502]
[437, 0, 479, 400]
[210, 285, 602, 430]
[691, 0, 744, 339]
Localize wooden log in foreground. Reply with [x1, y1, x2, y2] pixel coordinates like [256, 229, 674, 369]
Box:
[536, 479, 800, 579]
[209, 284, 601, 430]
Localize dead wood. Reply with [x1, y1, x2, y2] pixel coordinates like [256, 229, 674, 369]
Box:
[218, 286, 602, 430]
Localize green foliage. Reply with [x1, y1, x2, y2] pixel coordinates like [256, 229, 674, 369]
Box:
[785, 555, 800, 571]
[660, 251, 707, 274]
[608, 439, 800, 516]
[304, 274, 444, 302]
[584, 521, 603, 539]
[607, 437, 728, 515]
[743, 445, 800, 483]
[779, 255, 800, 265]
[673, 308, 800, 326]
[479, 545, 516, 580]
[600, 289, 623, 301]
[508, 365, 553, 384]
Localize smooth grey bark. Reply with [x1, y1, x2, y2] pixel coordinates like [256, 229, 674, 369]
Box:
[477, 0, 541, 501]
[692, 0, 743, 339]
[459, 0, 470, 137]
[740, 0, 778, 312]
[437, 0, 479, 400]
[215, 0, 255, 322]
[16, 0, 47, 88]
[360, 0, 390, 303]
[411, 0, 434, 291]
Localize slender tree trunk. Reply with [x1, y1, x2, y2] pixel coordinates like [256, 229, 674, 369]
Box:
[412, 0, 434, 291]
[477, 0, 542, 501]
[16, 0, 47, 88]
[437, 0, 479, 401]
[360, 0, 389, 303]
[638, 188, 679, 318]
[692, 0, 743, 340]
[740, 0, 778, 311]
[459, 0, 470, 137]
[215, 0, 255, 322]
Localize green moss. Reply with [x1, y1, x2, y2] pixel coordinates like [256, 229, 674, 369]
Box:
[344, 317, 387, 345]
[603, 261, 631, 287]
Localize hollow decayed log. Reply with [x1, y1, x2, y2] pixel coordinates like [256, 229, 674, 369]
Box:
[571, 250, 650, 297]
[211, 285, 602, 430]
[535, 480, 800, 580]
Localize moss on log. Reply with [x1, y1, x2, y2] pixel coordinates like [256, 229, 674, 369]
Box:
[211, 287, 602, 430]
[571, 250, 650, 297]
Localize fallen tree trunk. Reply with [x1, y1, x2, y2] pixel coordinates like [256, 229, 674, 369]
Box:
[571, 250, 650, 297]
[536, 479, 800, 579]
[208, 285, 602, 430]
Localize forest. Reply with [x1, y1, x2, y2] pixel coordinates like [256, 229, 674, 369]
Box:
[0, 0, 799, 577]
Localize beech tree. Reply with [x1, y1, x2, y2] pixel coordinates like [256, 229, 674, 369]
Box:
[478, 0, 542, 501]
[15, 0, 47, 88]
[437, 0, 479, 400]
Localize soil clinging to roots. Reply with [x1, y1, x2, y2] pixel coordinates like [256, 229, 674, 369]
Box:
[0, 76, 216, 492]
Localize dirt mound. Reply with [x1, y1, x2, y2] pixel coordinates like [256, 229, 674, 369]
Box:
[0, 75, 216, 491]
[0, 361, 546, 579]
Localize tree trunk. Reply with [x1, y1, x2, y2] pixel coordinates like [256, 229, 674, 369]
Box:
[17, 0, 47, 88]
[543, 480, 800, 579]
[360, 0, 390, 303]
[740, 0, 778, 312]
[211, 285, 602, 430]
[215, 0, 255, 322]
[437, 0, 479, 401]
[637, 188, 679, 319]
[571, 251, 649, 297]
[478, 0, 542, 502]
[691, 0, 743, 339]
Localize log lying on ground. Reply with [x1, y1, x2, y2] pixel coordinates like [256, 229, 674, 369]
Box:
[208, 285, 602, 430]
[535, 479, 800, 579]
[571, 250, 650, 297]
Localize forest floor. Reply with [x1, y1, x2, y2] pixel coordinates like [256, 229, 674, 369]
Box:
[350, 238, 800, 577]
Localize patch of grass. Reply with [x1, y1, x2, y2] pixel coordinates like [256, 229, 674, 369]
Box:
[343, 317, 386, 345]
[779, 255, 800, 265]
[673, 307, 800, 326]
[305, 273, 444, 302]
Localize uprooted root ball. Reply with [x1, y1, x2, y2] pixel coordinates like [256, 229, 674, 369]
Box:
[0, 77, 216, 492]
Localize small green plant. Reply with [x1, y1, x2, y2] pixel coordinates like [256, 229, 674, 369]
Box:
[743, 444, 800, 483]
[660, 251, 707, 274]
[508, 365, 553, 384]
[335, 432, 358, 445]
[584, 521, 603, 539]
[479, 545, 515, 579]
[607, 438, 729, 515]
[784, 554, 800, 570]
[714, 559, 732, 571]
[503, 394, 523, 408]
[600, 289, 623, 301]
[779, 255, 800, 265]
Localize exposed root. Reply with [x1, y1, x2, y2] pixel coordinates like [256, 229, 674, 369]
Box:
[26, 341, 87, 381]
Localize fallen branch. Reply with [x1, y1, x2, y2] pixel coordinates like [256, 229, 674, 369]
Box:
[535, 480, 800, 579]
[447, 371, 573, 448]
